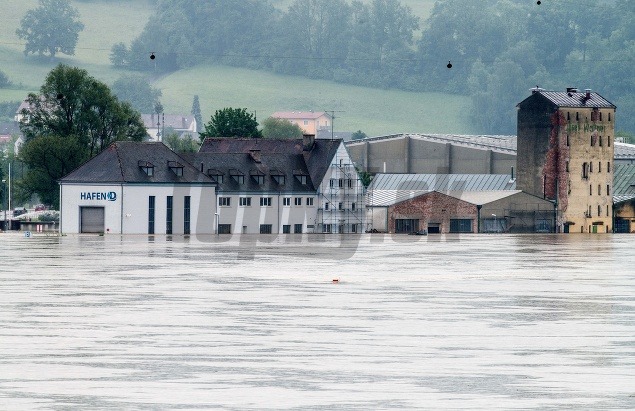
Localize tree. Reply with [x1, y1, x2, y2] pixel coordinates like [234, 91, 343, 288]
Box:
[164, 130, 199, 153]
[110, 42, 130, 68]
[261, 117, 303, 139]
[351, 130, 368, 140]
[199, 108, 261, 139]
[16, 0, 84, 58]
[191, 95, 202, 133]
[111, 75, 162, 113]
[18, 64, 147, 207]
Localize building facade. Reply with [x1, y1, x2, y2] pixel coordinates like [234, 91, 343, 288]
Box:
[271, 111, 332, 136]
[59, 142, 216, 235]
[517, 88, 616, 233]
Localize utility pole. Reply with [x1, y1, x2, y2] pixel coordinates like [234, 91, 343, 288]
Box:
[325, 110, 344, 140]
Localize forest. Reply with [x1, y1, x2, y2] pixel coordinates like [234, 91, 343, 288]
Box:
[110, 0, 635, 134]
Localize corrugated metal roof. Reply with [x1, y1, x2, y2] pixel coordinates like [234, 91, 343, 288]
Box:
[367, 174, 517, 206]
[614, 142, 635, 159]
[369, 173, 516, 191]
[614, 194, 635, 205]
[613, 164, 635, 195]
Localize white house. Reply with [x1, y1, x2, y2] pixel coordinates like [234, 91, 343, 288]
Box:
[189, 134, 365, 234]
[59, 142, 216, 235]
[141, 113, 198, 141]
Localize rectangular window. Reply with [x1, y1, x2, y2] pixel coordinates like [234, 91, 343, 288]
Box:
[338, 178, 344, 188]
[599, 162, 601, 173]
[184, 196, 191, 235]
[348, 179, 353, 188]
[582, 162, 589, 179]
[260, 224, 273, 234]
[590, 162, 593, 173]
[329, 179, 335, 188]
[351, 202, 356, 211]
[283, 197, 291, 206]
[232, 174, 245, 184]
[598, 205, 602, 217]
[218, 224, 231, 234]
[338, 202, 343, 210]
[219, 197, 231, 207]
[607, 185, 610, 196]
[148, 196, 155, 234]
[294, 197, 302, 206]
[450, 219, 473, 233]
[282, 225, 290, 234]
[590, 184, 593, 195]
[296, 175, 307, 185]
[166, 196, 173, 235]
[239, 197, 251, 206]
[306, 197, 314, 206]
[260, 197, 272, 207]
[608, 162, 611, 172]
[598, 184, 601, 196]
[566, 161, 569, 172]
[351, 224, 358, 233]
[252, 175, 265, 185]
[566, 134, 569, 146]
[608, 136, 611, 147]
[395, 219, 419, 233]
[294, 224, 303, 234]
[607, 205, 610, 217]
[325, 203, 330, 211]
[303, 120, 308, 125]
[599, 136, 603, 146]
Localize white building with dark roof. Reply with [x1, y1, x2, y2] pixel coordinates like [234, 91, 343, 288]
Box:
[59, 142, 216, 235]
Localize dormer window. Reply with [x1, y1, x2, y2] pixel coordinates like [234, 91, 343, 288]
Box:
[250, 170, 265, 185]
[168, 160, 184, 177]
[270, 170, 285, 185]
[207, 169, 224, 184]
[230, 169, 245, 184]
[294, 170, 308, 185]
[138, 160, 154, 176]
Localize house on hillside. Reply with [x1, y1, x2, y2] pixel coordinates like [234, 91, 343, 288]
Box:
[141, 113, 198, 142]
[189, 134, 365, 234]
[516, 87, 616, 233]
[271, 111, 332, 136]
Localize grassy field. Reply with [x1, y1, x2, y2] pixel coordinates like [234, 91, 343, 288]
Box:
[0, 0, 473, 136]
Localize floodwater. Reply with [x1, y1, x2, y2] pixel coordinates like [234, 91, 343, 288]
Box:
[0, 233, 633, 410]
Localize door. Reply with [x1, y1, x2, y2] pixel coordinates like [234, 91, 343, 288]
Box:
[80, 206, 105, 233]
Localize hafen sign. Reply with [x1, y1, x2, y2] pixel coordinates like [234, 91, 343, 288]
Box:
[80, 191, 117, 201]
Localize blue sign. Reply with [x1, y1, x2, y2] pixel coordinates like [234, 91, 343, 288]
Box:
[80, 191, 117, 201]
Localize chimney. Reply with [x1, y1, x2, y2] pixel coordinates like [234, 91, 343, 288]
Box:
[302, 134, 315, 151]
[249, 149, 261, 163]
[585, 89, 592, 98]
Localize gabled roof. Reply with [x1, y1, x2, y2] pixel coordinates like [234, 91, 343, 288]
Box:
[195, 138, 342, 192]
[367, 174, 517, 207]
[59, 141, 214, 184]
[271, 111, 331, 120]
[517, 90, 616, 109]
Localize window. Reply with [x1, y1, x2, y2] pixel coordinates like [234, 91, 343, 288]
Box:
[296, 174, 307, 185]
[219, 197, 231, 207]
[325, 203, 330, 211]
[351, 202, 356, 211]
[608, 162, 611, 172]
[218, 224, 231, 234]
[608, 112, 611, 122]
[141, 166, 153, 176]
[239, 197, 251, 207]
[607, 205, 610, 217]
[598, 184, 601, 196]
[566, 161, 569, 172]
[608, 136, 611, 147]
[166, 196, 173, 235]
[260, 224, 273, 234]
[591, 135, 595, 147]
[567, 112, 570, 121]
[566, 134, 569, 146]
[576, 112, 579, 121]
[590, 184, 593, 195]
[303, 120, 308, 125]
[148, 196, 155, 234]
[338, 178, 344, 188]
[252, 174, 265, 185]
[294, 197, 302, 206]
[599, 162, 602, 173]
[338, 202, 343, 210]
[598, 205, 602, 217]
[272, 174, 285, 185]
[184, 196, 191, 235]
[330, 179, 335, 188]
[306, 197, 314, 206]
[348, 179, 353, 188]
[260, 197, 272, 207]
[450, 219, 473, 233]
[294, 224, 303, 234]
[590, 162, 593, 173]
[232, 174, 244, 184]
[351, 224, 358, 233]
[599, 136, 603, 147]
[283, 197, 291, 206]
[607, 185, 610, 196]
[282, 225, 291, 234]
[322, 224, 332, 233]
[600, 112, 603, 121]
[208, 170, 223, 184]
[395, 219, 419, 233]
[582, 162, 589, 179]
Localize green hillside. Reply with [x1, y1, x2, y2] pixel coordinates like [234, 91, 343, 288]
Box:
[0, 0, 474, 136]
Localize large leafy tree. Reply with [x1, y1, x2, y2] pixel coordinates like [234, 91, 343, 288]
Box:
[261, 117, 303, 139]
[199, 108, 261, 139]
[16, 0, 84, 58]
[111, 75, 162, 113]
[18, 64, 147, 207]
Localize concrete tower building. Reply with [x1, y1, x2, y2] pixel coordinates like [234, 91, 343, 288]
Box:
[517, 88, 616, 233]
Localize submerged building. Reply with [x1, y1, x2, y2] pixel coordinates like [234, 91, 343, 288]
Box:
[516, 88, 616, 233]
